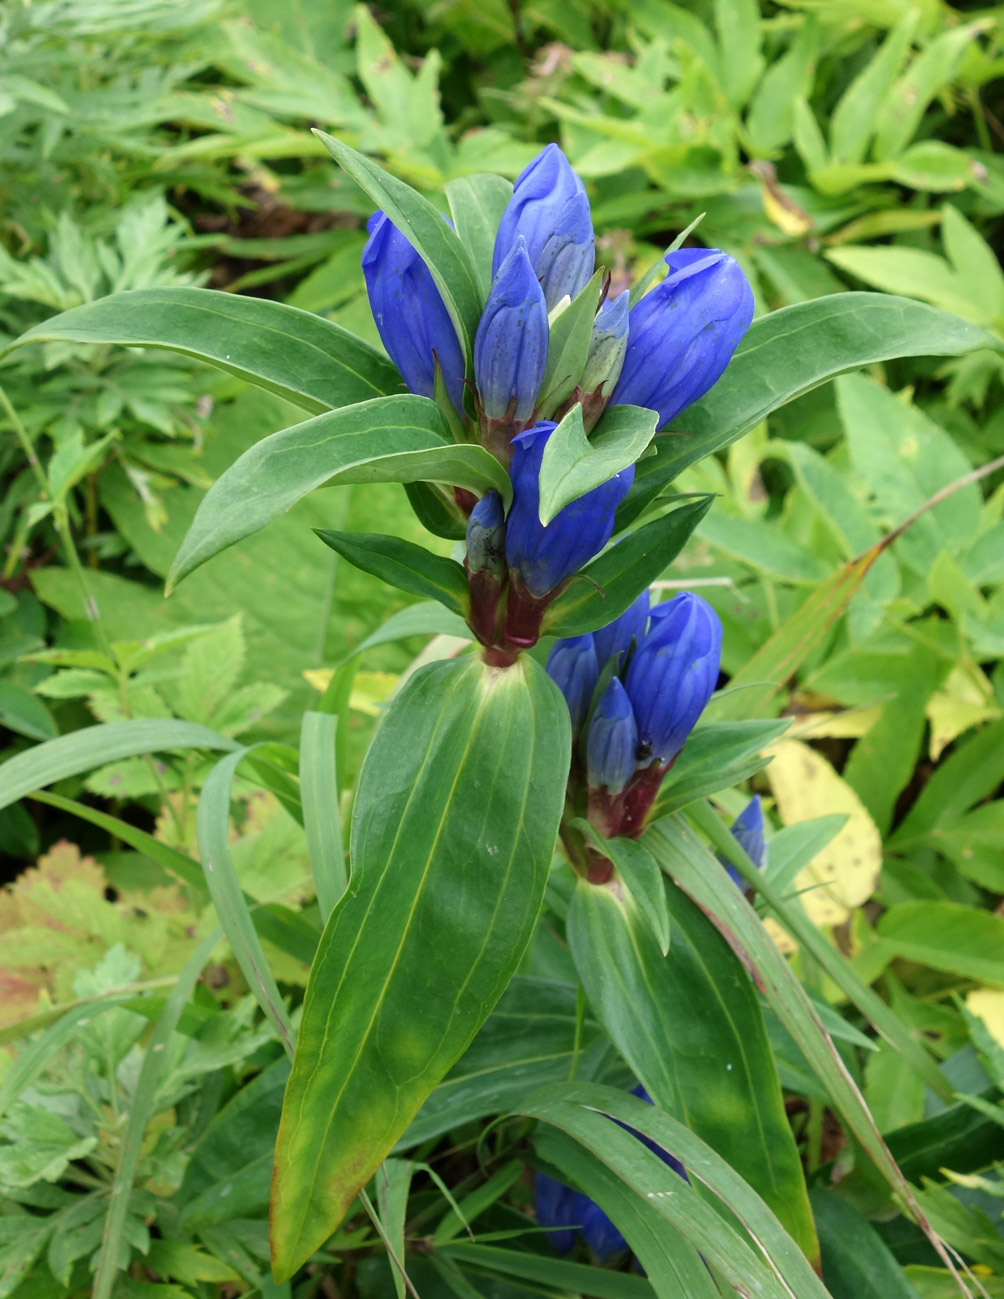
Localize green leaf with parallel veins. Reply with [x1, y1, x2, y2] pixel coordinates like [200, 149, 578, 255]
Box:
[619, 293, 1003, 525]
[0, 719, 237, 813]
[167, 395, 511, 590]
[572, 819, 670, 955]
[536, 271, 603, 417]
[1, 287, 399, 414]
[314, 530, 469, 617]
[538, 403, 657, 526]
[653, 718, 790, 818]
[567, 875, 819, 1262]
[544, 496, 712, 637]
[269, 654, 570, 1280]
[445, 173, 513, 302]
[520, 1084, 830, 1299]
[315, 130, 482, 356]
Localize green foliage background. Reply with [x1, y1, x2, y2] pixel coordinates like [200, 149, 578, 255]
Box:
[1, 0, 1003, 1296]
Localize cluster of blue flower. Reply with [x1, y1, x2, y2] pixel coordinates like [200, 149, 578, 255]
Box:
[361, 144, 754, 656]
[546, 589, 721, 839]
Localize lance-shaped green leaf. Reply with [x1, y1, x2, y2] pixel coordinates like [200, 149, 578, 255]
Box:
[270, 654, 570, 1279]
[445, 174, 513, 302]
[520, 1084, 831, 1299]
[315, 131, 482, 356]
[572, 818, 670, 955]
[0, 719, 237, 813]
[619, 293, 1004, 524]
[538, 403, 657, 526]
[0, 287, 399, 414]
[654, 718, 791, 817]
[167, 395, 511, 590]
[314, 530, 469, 617]
[544, 496, 712, 637]
[536, 270, 603, 417]
[567, 876, 819, 1263]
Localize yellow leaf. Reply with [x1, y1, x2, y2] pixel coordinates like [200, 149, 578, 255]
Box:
[303, 667, 332, 694]
[786, 706, 882, 741]
[925, 663, 1000, 761]
[767, 739, 882, 927]
[966, 987, 1004, 1051]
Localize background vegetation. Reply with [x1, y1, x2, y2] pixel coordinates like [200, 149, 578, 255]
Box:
[1, 0, 1003, 1295]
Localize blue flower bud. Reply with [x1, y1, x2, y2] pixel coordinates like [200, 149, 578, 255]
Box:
[611, 248, 754, 430]
[492, 144, 595, 311]
[546, 634, 599, 735]
[474, 236, 549, 422]
[505, 421, 634, 598]
[361, 211, 466, 415]
[721, 795, 767, 888]
[624, 592, 722, 766]
[580, 292, 630, 395]
[592, 588, 650, 672]
[465, 490, 506, 578]
[586, 678, 639, 794]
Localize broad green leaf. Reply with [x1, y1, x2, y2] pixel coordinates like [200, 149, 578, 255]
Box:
[197, 749, 297, 1056]
[167, 395, 510, 589]
[270, 655, 570, 1279]
[654, 718, 790, 817]
[536, 271, 603, 416]
[746, 14, 818, 155]
[314, 530, 469, 616]
[538, 404, 657, 526]
[811, 1190, 922, 1299]
[338, 602, 471, 668]
[544, 496, 712, 636]
[876, 903, 1004, 986]
[714, 0, 764, 109]
[890, 721, 1004, 847]
[763, 815, 848, 894]
[829, 12, 918, 164]
[0, 719, 237, 813]
[315, 131, 482, 355]
[445, 173, 513, 302]
[0, 683, 57, 742]
[621, 294, 1001, 523]
[521, 1084, 830, 1299]
[299, 712, 345, 923]
[92, 930, 220, 1299]
[1, 287, 399, 414]
[826, 247, 978, 323]
[941, 204, 1004, 324]
[572, 819, 670, 954]
[700, 514, 829, 584]
[398, 976, 603, 1149]
[568, 876, 818, 1261]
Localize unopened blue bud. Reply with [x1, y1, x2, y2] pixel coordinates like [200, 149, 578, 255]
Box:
[586, 678, 638, 794]
[611, 248, 754, 430]
[505, 421, 634, 598]
[362, 211, 466, 415]
[493, 144, 595, 311]
[474, 236, 549, 423]
[546, 634, 599, 735]
[624, 592, 722, 766]
[580, 292, 630, 395]
[465, 490, 506, 578]
[721, 795, 767, 888]
[592, 588, 650, 672]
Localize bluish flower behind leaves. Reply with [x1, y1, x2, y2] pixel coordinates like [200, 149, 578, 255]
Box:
[720, 794, 768, 889]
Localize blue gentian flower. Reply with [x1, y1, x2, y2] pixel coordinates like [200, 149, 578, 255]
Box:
[536, 1085, 687, 1262]
[492, 143, 595, 311]
[611, 248, 754, 430]
[546, 634, 599, 735]
[465, 490, 506, 579]
[592, 588, 650, 672]
[721, 795, 767, 889]
[474, 236, 549, 422]
[586, 678, 639, 794]
[580, 292, 630, 396]
[361, 211, 466, 415]
[505, 421, 634, 598]
[624, 592, 722, 766]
